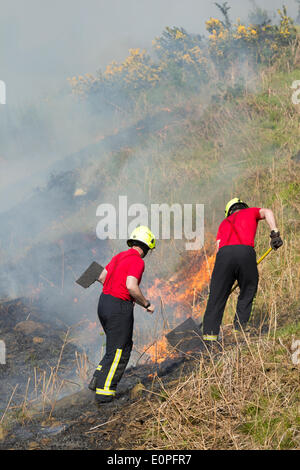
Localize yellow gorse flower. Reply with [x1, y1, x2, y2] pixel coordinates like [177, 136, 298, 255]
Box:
[68, 7, 296, 98]
[175, 29, 185, 39]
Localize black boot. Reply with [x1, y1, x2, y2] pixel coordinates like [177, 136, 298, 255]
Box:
[88, 376, 97, 392]
[95, 394, 114, 406]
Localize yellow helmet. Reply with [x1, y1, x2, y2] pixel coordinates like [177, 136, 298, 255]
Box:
[225, 198, 248, 218]
[127, 226, 156, 250]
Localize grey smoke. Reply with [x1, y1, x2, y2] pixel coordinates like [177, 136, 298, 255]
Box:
[0, 0, 298, 327]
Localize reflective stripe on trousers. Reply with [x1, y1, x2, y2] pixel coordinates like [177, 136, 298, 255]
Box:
[96, 348, 122, 396]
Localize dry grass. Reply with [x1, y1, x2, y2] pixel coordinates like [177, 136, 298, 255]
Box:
[114, 157, 300, 451]
[113, 328, 300, 450]
[0, 324, 94, 429]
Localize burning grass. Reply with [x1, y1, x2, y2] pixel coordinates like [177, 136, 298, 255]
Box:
[142, 336, 177, 365]
[146, 250, 215, 320]
[112, 323, 300, 450]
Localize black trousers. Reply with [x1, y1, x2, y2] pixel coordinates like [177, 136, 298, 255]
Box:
[94, 293, 134, 397]
[203, 245, 258, 338]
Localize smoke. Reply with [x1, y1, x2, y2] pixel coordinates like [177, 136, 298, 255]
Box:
[1, 1, 297, 104]
[0, 0, 298, 328]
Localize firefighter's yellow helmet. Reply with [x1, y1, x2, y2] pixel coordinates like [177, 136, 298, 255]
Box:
[225, 198, 248, 218]
[127, 226, 156, 250]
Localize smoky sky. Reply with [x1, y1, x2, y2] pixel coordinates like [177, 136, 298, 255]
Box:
[0, 0, 298, 105]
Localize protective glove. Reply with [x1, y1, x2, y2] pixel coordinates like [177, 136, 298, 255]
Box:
[270, 230, 283, 250]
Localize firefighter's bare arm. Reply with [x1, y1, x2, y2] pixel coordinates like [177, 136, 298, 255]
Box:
[259, 208, 283, 249]
[98, 269, 107, 284]
[259, 208, 278, 231]
[126, 276, 155, 313]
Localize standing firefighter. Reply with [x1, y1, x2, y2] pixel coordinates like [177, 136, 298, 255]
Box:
[89, 226, 156, 405]
[203, 198, 283, 347]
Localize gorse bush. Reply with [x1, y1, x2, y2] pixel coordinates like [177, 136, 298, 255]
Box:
[206, 7, 296, 66]
[68, 6, 297, 112]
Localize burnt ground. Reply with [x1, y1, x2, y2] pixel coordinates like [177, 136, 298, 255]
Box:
[0, 351, 203, 450]
[0, 298, 84, 409]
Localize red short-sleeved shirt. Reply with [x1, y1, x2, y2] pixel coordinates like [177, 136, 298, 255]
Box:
[216, 207, 262, 249]
[103, 248, 145, 301]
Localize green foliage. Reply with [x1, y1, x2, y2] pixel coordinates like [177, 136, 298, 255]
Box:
[210, 384, 222, 400]
[152, 27, 208, 89]
[206, 7, 296, 69]
[240, 366, 300, 449]
[275, 321, 300, 338]
[239, 411, 298, 449]
[68, 6, 298, 114]
[279, 182, 300, 204]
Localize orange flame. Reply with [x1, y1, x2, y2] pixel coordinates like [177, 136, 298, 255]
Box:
[142, 251, 216, 364]
[143, 336, 177, 364]
[147, 253, 215, 319]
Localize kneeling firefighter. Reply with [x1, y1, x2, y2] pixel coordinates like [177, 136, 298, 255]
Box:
[89, 226, 156, 405]
[203, 198, 283, 347]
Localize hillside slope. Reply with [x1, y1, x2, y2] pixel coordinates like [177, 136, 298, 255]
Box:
[1, 10, 299, 451]
[1, 55, 299, 451]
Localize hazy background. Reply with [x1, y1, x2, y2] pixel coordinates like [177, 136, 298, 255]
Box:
[0, 0, 298, 211]
[1, 0, 297, 106]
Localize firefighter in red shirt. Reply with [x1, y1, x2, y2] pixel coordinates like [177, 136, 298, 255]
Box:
[89, 226, 156, 405]
[203, 198, 283, 347]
